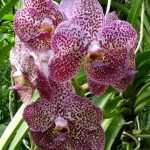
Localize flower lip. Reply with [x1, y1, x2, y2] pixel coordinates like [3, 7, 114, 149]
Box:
[87, 51, 105, 65]
[88, 41, 101, 53]
[13, 69, 32, 87]
[54, 117, 69, 132]
[39, 18, 55, 34]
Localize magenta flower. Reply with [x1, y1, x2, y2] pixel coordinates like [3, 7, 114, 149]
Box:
[14, 0, 64, 51]
[48, 0, 137, 96]
[23, 85, 104, 150]
[11, 1, 106, 149]
[9, 35, 55, 102]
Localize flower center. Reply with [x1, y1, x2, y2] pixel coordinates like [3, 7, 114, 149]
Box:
[39, 18, 55, 35]
[54, 126, 70, 134]
[87, 51, 105, 64]
[53, 117, 70, 135]
[13, 69, 31, 87]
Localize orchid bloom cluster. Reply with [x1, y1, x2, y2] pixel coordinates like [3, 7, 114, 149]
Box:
[10, 0, 137, 149]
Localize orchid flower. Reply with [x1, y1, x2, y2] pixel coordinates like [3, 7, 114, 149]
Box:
[14, 0, 64, 51]
[9, 35, 54, 102]
[11, 1, 106, 149]
[48, 0, 137, 96]
[23, 87, 105, 150]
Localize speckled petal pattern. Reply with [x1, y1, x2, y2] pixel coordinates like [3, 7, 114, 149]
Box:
[68, 124, 105, 150]
[23, 100, 54, 132]
[72, 0, 104, 41]
[24, 0, 48, 9]
[14, 8, 41, 42]
[85, 48, 129, 84]
[45, 1, 65, 27]
[27, 32, 51, 51]
[49, 48, 86, 83]
[111, 50, 136, 91]
[64, 95, 103, 130]
[30, 129, 67, 150]
[60, 0, 76, 19]
[88, 78, 109, 96]
[24, 94, 104, 150]
[100, 20, 137, 50]
[10, 38, 53, 99]
[49, 21, 86, 82]
[49, 80, 76, 100]
[52, 20, 86, 53]
[104, 11, 118, 27]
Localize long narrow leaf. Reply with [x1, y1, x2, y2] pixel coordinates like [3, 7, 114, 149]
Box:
[127, 0, 143, 27]
[0, 104, 26, 150]
[8, 121, 29, 150]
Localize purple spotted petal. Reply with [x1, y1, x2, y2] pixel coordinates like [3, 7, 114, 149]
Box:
[14, 3, 64, 50]
[85, 48, 129, 84]
[44, 1, 65, 27]
[59, 0, 75, 19]
[27, 32, 51, 51]
[24, 0, 64, 26]
[68, 124, 105, 150]
[24, 0, 48, 9]
[49, 49, 85, 82]
[72, 0, 104, 41]
[49, 80, 76, 100]
[88, 78, 109, 96]
[49, 21, 86, 82]
[30, 129, 67, 150]
[64, 95, 103, 130]
[24, 0, 65, 27]
[11, 73, 35, 103]
[23, 100, 54, 132]
[112, 50, 136, 91]
[104, 11, 118, 26]
[100, 20, 137, 50]
[10, 38, 53, 99]
[16, 87, 34, 103]
[52, 20, 86, 52]
[14, 8, 41, 42]
[10, 46, 35, 103]
[23, 81, 76, 132]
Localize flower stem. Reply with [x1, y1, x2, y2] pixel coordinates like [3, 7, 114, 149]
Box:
[135, 2, 145, 54]
[105, 0, 112, 15]
[123, 131, 140, 150]
[9, 71, 15, 119]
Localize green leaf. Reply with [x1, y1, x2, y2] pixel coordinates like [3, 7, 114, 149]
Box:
[102, 115, 125, 150]
[0, 104, 26, 150]
[93, 87, 115, 109]
[0, 42, 14, 65]
[135, 97, 150, 113]
[99, 0, 129, 15]
[32, 90, 40, 101]
[136, 50, 150, 67]
[0, 124, 7, 137]
[1, 14, 14, 21]
[0, 0, 19, 19]
[135, 90, 150, 106]
[127, 0, 143, 27]
[8, 122, 29, 150]
[103, 96, 123, 119]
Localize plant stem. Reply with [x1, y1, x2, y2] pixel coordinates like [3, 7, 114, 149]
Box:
[105, 0, 112, 15]
[9, 71, 14, 119]
[123, 131, 140, 150]
[99, 0, 129, 15]
[135, 2, 145, 54]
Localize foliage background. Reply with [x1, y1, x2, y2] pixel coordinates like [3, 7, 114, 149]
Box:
[0, 0, 150, 150]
